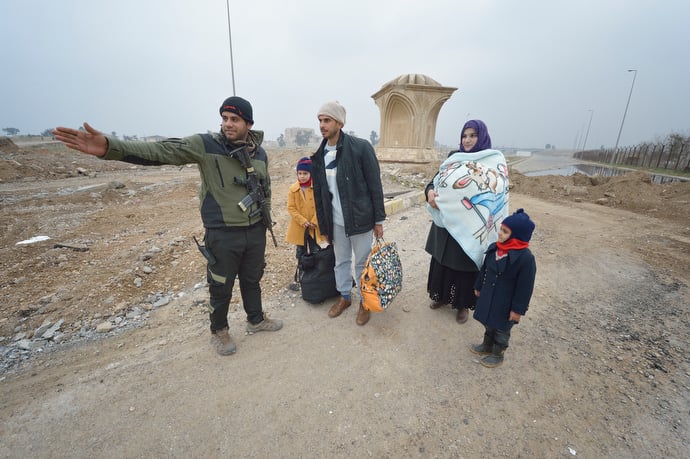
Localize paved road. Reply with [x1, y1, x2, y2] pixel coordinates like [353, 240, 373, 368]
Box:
[510, 149, 578, 174]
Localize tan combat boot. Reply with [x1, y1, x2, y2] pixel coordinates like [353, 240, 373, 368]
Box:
[211, 327, 236, 355]
[246, 313, 284, 334]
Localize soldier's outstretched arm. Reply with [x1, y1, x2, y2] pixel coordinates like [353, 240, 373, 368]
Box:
[52, 122, 108, 157]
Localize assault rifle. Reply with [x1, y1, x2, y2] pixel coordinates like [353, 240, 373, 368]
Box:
[227, 145, 278, 247]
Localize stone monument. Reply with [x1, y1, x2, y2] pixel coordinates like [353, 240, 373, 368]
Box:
[371, 74, 457, 163]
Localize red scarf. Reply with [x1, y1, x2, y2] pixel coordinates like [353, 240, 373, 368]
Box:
[496, 239, 529, 258]
[300, 178, 312, 188]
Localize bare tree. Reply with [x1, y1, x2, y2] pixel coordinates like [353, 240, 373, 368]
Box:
[2, 127, 20, 136]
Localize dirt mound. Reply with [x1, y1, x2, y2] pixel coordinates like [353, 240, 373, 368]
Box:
[0, 136, 19, 153]
[0, 142, 135, 183]
[510, 169, 690, 227]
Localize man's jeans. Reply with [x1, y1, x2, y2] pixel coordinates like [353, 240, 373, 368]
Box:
[332, 223, 373, 296]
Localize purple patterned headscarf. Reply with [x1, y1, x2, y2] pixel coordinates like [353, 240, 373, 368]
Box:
[459, 119, 492, 152]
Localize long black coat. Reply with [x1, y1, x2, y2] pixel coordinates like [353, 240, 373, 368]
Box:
[311, 131, 386, 240]
[473, 243, 536, 330]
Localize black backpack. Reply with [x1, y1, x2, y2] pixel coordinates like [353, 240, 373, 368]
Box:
[295, 230, 339, 304]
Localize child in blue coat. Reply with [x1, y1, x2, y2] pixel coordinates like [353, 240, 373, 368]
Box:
[471, 208, 537, 367]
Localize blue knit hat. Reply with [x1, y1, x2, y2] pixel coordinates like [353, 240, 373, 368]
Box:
[296, 157, 312, 173]
[501, 208, 535, 242]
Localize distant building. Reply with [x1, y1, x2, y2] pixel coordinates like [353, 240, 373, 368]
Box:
[283, 127, 320, 146]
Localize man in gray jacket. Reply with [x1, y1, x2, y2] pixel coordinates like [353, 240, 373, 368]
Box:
[311, 101, 386, 326]
[52, 96, 282, 356]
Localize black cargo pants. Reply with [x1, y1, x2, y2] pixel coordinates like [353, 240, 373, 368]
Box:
[205, 223, 267, 331]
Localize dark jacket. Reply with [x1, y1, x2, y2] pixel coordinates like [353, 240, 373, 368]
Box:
[473, 243, 537, 330]
[311, 131, 385, 240]
[104, 131, 270, 229]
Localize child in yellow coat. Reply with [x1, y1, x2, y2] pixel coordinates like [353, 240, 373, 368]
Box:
[286, 157, 326, 290]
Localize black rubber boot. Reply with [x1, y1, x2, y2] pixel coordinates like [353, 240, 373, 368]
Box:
[470, 334, 493, 355]
[480, 345, 505, 368]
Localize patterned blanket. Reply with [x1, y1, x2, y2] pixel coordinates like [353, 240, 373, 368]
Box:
[427, 149, 510, 269]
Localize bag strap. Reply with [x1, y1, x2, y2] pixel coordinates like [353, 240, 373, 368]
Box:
[294, 263, 301, 284]
[303, 227, 318, 255]
[363, 237, 385, 272]
[372, 236, 385, 248]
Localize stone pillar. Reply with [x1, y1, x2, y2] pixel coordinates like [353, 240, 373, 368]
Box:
[372, 74, 457, 163]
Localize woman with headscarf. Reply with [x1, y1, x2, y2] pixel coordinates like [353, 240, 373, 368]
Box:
[424, 120, 509, 324]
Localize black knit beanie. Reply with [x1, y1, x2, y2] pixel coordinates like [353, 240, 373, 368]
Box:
[219, 96, 254, 124]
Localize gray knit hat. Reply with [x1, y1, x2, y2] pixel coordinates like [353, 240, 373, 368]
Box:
[317, 101, 346, 126]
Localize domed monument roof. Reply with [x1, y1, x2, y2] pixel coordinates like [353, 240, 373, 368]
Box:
[384, 73, 442, 87]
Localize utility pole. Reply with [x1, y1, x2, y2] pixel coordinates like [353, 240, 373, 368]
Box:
[614, 70, 637, 151]
[225, 0, 236, 96]
[582, 109, 594, 151]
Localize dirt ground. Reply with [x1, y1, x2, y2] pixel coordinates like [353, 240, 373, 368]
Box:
[1, 138, 689, 457]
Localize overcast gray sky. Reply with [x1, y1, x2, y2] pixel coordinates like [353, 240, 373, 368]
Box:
[2, 0, 689, 150]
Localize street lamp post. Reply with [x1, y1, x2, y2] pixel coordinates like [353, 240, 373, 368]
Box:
[225, 0, 236, 96]
[582, 109, 594, 151]
[613, 69, 637, 152]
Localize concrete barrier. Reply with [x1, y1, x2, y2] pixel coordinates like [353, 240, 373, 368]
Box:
[385, 190, 425, 216]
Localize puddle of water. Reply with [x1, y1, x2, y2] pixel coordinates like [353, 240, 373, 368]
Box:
[524, 164, 687, 184]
